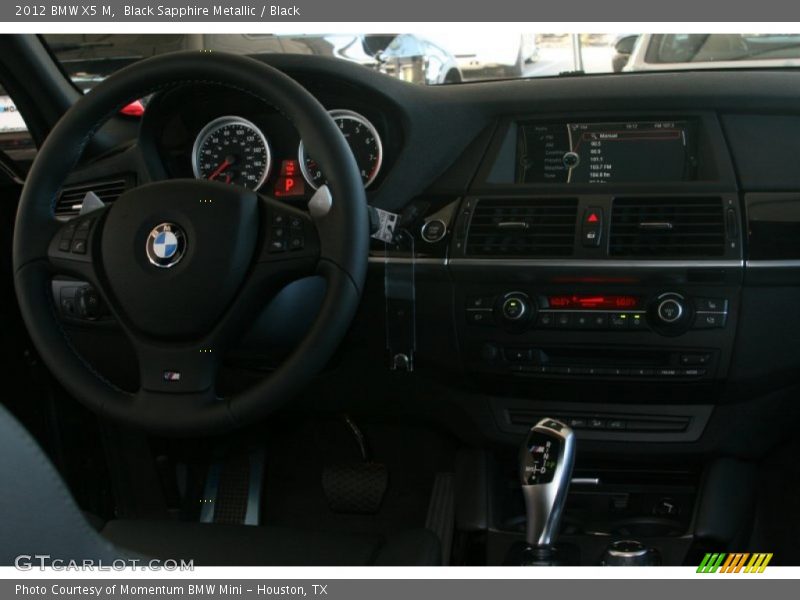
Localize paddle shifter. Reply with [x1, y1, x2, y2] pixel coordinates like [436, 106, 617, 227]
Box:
[515, 418, 576, 565]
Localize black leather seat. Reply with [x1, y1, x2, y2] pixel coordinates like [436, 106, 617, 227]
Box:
[0, 405, 441, 566]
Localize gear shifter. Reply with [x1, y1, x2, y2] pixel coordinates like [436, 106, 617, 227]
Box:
[518, 418, 575, 558]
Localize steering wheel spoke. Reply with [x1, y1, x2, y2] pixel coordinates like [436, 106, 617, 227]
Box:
[258, 194, 319, 260]
[255, 194, 320, 276]
[130, 335, 222, 396]
[46, 209, 107, 284]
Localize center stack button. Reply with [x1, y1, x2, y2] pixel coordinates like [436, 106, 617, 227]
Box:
[497, 291, 536, 332]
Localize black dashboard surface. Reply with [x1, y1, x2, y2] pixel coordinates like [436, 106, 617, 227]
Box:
[76, 57, 800, 205]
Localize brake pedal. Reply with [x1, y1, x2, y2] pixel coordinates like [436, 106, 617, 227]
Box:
[322, 462, 388, 514]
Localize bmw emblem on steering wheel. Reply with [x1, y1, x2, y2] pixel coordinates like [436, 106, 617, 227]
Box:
[146, 222, 187, 268]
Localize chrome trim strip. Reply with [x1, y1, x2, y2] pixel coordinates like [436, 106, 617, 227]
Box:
[746, 259, 800, 268]
[571, 477, 601, 486]
[199, 461, 221, 524]
[368, 257, 747, 269]
[368, 256, 447, 266]
[449, 258, 744, 269]
[607, 543, 649, 558]
[244, 449, 265, 527]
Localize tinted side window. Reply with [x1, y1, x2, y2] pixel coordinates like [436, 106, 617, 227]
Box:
[0, 85, 34, 161]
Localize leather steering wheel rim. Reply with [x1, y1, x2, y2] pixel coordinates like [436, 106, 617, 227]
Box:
[12, 51, 369, 436]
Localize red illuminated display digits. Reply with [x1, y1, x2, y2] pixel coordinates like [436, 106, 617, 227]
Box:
[547, 295, 639, 310]
[274, 160, 306, 198]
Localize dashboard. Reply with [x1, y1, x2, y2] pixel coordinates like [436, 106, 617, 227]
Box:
[51, 56, 800, 459]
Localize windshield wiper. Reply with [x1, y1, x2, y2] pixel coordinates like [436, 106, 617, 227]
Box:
[556, 70, 586, 77]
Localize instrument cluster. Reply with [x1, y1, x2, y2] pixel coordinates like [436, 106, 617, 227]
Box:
[145, 84, 390, 206]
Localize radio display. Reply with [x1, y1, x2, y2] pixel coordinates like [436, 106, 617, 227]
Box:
[516, 120, 697, 184]
[547, 295, 640, 310]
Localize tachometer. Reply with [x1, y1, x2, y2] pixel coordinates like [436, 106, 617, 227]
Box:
[298, 109, 383, 190]
[192, 116, 272, 190]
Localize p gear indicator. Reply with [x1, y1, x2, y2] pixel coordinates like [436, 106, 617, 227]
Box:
[274, 159, 306, 198]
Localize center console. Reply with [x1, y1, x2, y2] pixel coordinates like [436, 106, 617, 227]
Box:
[381, 111, 747, 454]
[427, 113, 755, 565]
[369, 104, 795, 566]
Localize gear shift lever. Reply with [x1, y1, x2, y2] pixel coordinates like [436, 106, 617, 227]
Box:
[519, 418, 575, 549]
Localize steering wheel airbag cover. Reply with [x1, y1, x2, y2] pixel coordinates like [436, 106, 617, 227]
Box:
[101, 180, 258, 339]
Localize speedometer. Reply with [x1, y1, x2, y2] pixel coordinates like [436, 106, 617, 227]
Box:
[192, 116, 272, 190]
[298, 109, 383, 190]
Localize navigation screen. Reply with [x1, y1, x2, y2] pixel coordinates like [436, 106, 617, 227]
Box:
[516, 120, 697, 184]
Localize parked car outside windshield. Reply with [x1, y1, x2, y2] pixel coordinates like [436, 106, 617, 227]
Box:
[622, 33, 800, 72]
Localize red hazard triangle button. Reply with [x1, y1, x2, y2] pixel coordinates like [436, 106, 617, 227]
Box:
[582, 207, 603, 248]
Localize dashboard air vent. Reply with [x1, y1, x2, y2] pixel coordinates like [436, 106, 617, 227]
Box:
[465, 197, 578, 257]
[609, 197, 725, 258]
[55, 179, 129, 218]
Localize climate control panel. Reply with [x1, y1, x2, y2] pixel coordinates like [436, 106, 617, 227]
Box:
[456, 281, 737, 384]
[466, 291, 728, 335]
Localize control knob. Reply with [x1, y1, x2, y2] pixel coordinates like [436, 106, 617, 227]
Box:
[497, 292, 535, 331]
[648, 292, 691, 335]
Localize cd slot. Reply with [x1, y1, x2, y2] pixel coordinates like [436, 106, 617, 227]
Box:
[540, 346, 668, 367]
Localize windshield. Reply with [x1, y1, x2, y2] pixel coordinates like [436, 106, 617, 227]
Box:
[40, 33, 800, 90]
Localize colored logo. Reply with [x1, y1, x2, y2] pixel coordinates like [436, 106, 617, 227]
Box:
[146, 223, 186, 268]
[697, 553, 773, 573]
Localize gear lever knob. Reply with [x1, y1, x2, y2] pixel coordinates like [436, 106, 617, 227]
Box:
[519, 418, 576, 547]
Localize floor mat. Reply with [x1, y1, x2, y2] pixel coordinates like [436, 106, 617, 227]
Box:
[260, 417, 457, 536]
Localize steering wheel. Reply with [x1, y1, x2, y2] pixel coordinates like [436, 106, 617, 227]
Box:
[12, 51, 369, 436]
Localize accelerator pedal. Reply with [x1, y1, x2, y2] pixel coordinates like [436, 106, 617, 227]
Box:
[321, 416, 388, 514]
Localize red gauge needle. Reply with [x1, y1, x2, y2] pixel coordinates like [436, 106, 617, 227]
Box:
[208, 159, 232, 181]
